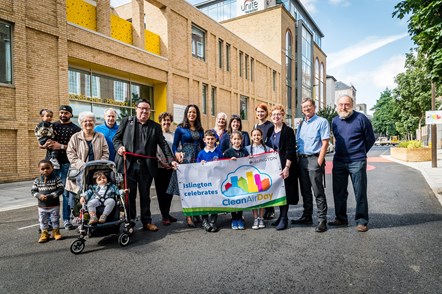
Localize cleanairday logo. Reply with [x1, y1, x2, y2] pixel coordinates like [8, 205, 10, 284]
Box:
[221, 165, 272, 197]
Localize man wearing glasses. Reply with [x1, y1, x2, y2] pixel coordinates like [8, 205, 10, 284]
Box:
[292, 97, 330, 233]
[113, 99, 177, 232]
[329, 95, 375, 232]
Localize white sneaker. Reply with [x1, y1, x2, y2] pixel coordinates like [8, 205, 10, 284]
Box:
[258, 218, 265, 229]
[252, 218, 259, 230]
[49, 158, 60, 169]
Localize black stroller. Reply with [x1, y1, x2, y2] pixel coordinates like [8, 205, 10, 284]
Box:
[70, 160, 134, 254]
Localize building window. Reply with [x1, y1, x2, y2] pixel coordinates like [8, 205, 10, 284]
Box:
[0, 21, 12, 84]
[202, 83, 208, 114]
[85, 75, 101, 98]
[245, 54, 249, 80]
[211, 87, 216, 116]
[192, 25, 206, 61]
[226, 43, 231, 71]
[315, 58, 320, 108]
[239, 51, 243, 77]
[272, 70, 277, 91]
[218, 39, 223, 68]
[250, 58, 254, 82]
[240, 95, 248, 120]
[114, 80, 128, 102]
[68, 71, 81, 94]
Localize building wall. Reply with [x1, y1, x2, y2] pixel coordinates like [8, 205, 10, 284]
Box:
[0, 0, 284, 182]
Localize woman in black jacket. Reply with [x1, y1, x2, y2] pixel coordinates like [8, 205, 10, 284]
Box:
[266, 104, 299, 230]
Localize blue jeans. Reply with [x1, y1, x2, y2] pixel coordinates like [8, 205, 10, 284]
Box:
[332, 160, 368, 225]
[55, 163, 72, 222]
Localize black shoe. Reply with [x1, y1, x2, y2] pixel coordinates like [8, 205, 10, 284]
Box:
[315, 220, 327, 233]
[202, 220, 212, 232]
[276, 218, 288, 230]
[263, 208, 275, 220]
[291, 216, 313, 225]
[271, 217, 281, 227]
[210, 222, 219, 232]
[328, 219, 349, 226]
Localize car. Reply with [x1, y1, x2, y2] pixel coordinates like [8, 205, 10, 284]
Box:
[327, 142, 334, 153]
[374, 137, 390, 146]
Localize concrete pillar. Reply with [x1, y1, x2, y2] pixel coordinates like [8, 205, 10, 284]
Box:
[132, 0, 145, 49]
[97, 0, 111, 36]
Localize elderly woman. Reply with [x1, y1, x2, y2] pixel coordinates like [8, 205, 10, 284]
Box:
[266, 104, 298, 230]
[155, 112, 177, 226]
[65, 111, 109, 197]
[211, 112, 228, 149]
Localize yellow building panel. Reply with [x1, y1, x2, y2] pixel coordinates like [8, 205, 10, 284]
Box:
[144, 29, 161, 55]
[66, 0, 97, 31]
[154, 83, 167, 122]
[111, 15, 133, 45]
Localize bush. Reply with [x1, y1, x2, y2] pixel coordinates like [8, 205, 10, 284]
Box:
[397, 140, 423, 148]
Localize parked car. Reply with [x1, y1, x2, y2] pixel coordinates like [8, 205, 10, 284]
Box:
[374, 137, 390, 146]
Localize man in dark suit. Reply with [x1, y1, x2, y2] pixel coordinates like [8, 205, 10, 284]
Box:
[113, 99, 176, 231]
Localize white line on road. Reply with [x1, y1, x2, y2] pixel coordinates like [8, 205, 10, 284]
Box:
[18, 223, 39, 230]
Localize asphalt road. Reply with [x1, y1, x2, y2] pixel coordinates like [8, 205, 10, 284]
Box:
[1, 147, 441, 293]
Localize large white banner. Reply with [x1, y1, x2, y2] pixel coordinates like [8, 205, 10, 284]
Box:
[177, 152, 286, 216]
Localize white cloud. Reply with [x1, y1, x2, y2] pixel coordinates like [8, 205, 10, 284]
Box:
[371, 54, 406, 89]
[327, 33, 408, 70]
[110, 0, 130, 7]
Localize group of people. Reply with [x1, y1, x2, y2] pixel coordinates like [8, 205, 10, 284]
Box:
[31, 94, 375, 243]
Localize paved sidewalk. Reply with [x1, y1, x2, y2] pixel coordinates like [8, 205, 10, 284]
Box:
[382, 148, 442, 206]
[1, 149, 442, 212]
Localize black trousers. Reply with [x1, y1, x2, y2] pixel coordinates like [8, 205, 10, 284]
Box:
[154, 168, 174, 219]
[126, 161, 154, 225]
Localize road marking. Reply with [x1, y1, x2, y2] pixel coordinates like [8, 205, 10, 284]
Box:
[18, 224, 39, 230]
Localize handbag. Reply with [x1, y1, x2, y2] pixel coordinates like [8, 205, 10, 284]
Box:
[67, 167, 81, 181]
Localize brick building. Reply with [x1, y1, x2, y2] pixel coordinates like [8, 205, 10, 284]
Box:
[0, 0, 326, 182]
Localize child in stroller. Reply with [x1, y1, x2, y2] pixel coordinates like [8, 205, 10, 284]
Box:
[79, 171, 128, 225]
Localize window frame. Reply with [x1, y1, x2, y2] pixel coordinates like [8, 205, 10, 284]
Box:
[191, 24, 206, 61]
[0, 20, 13, 85]
[202, 83, 208, 115]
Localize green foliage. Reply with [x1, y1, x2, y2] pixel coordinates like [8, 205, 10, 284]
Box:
[393, 0, 442, 84]
[393, 51, 432, 137]
[398, 140, 423, 148]
[371, 89, 398, 136]
[317, 105, 337, 129]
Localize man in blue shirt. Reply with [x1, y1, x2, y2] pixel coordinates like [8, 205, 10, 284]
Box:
[95, 108, 119, 161]
[329, 95, 375, 232]
[292, 98, 330, 232]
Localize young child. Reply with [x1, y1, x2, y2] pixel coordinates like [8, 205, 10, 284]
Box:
[31, 160, 64, 243]
[34, 109, 60, 169]
[79, 171, 127, 225]
[196, 130, 223, 232]
[223, 130, 250, 230]
[246, 128, 273, 230]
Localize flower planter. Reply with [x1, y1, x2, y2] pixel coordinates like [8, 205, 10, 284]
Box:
[390, 147, 432, 162]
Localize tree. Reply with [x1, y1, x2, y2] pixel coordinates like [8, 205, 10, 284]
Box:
[393, 50, 432, 139]
[393, 0, 442, 84]
[371, 89, 399, 136]
[317, 105, 337, 129]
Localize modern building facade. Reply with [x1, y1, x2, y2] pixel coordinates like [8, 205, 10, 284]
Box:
[0, 0, 290, 182]
[195, 0, 327, 120]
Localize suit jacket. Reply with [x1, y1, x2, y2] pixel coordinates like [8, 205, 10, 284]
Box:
[267, 123, 299, 205]
[113, 116, 174, 176]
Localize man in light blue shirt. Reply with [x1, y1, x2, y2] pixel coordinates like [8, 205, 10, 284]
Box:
[94, 108, 119, 161]
[292, 98, 330, 232]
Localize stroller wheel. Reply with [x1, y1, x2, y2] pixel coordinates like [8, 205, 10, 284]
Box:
[70, 239, 85, 254]
[118, 233, 130, 247]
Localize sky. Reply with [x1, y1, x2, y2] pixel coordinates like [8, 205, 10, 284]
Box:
[111, 0, 415, 113]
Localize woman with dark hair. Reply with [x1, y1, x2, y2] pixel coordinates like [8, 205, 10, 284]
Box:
[168, 104, 205, 227]
[220, 115, 251, 153]
[267, 104, 299, 230]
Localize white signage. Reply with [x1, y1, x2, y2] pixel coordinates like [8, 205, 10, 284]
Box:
[425, 111, 442, 124]
[236, 0, 266, 17]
